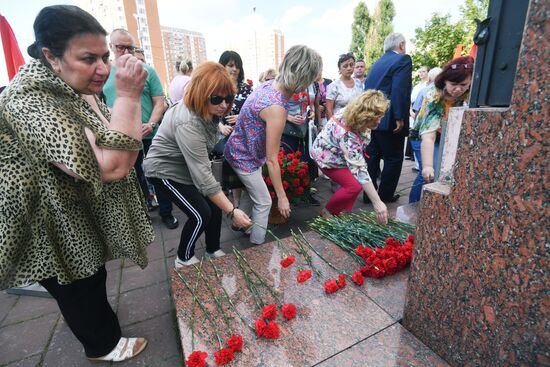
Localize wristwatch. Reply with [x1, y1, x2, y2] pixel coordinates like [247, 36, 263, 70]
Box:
[150, 122, 158, 129]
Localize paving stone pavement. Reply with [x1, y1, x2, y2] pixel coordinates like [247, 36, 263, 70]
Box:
[0, 161, 419, 367]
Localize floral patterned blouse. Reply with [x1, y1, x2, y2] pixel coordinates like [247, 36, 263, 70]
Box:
[326, 78, 364, 116]
[311, 112, 372, 185]
[415, 86, 467, 136]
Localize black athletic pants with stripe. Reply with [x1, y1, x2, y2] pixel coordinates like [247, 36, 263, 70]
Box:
[148, 177, 222, 261]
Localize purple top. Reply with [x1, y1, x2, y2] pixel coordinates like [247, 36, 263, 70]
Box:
[224, 80, 289, 172]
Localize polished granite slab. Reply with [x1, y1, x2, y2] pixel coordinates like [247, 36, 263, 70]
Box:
[171, 231, 429, 366]
[317, 323, 449, 367]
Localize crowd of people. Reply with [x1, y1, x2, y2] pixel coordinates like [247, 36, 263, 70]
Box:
[0, 4, 475, 362]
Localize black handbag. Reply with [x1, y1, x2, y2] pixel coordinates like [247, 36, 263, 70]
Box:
[212, 136, 228, 157]
[282, 119, 308, 139]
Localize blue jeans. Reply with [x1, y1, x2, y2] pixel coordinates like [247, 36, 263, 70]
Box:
[408, 139, 439, 203]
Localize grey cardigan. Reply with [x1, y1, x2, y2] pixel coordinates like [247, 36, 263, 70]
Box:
[143, 102, 221, 196]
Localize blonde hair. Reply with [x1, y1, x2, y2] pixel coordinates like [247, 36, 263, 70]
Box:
[276, 45, 322, 93]
[184, 62, 236, 120]
[343, 90, 389, 132]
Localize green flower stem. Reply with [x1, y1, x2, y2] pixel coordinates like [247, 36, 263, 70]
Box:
[175, 269, 224, 349]
[297, 228, 350, 278]
[233, 248, 280, 303]
[209, 259, 255, 330]
[192, 263, 234, 334]
[233, 249, 264, 310]
[290, 229, 324, 278]
[252, 222, 292, 258]
[189, 260, 203, 350]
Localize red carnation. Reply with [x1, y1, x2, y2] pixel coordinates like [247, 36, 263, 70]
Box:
[186, 350, 208, 367]
[280, 168, 284, 175]
[324, 279, 339, 294]
[383, 257, 399, 275]
[293, 178, 301, 186]
[287, 165, 296, 173]
[255, 319, 266, 336]
[302, 178, 310, 186]
[270, 191, 275, 199]
[282, 180, 289, 190]
[292, 94, 300, 101]
[337, 274, 347, 289]
[297, 269, 312, 283]
[287, 153, 295, 159]
[361, 265, 386, 278]
[262, 321, 280, 339]
[297, 169, 307, 178]
[281, 303, 297, 320]
[280, 255, 296, 268]
[214, 347, 234, 365]
[296, 186, 304, 195]
[226, 334, 243, 352]
[262, 303, 277, 320]
[265, 176, 272, 186]
[295, 150, 302, 157]
[407, 234, 415, 243]
[352, 270, 364, 285]
[291, 158, 300, 166]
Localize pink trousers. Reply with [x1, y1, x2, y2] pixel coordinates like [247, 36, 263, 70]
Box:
[320, 167, 362, 215]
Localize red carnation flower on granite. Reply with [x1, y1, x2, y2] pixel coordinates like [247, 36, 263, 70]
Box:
[337, 274, 346, 289]
[214, 347, 235, 365]
[280, 255, 296, 268]
[255, 319, 266, 336]
[227, 334, 243, 352]
[186, 350, 208, 367]
[352, 271, 364, 286]
[262, 321, 280, 339]
[262, 303, 277, 320]
[407, 234, 415, 243]
[297, 269, 312, 283]
[281, 303, 297, 320]
[324, 279, 339, 294]
[361, 265, 386, 278]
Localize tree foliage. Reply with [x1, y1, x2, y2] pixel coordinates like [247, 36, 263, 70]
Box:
[411, 0, 488, 71]
[364, 0, 395, 68]
[350, 2, 372, 60]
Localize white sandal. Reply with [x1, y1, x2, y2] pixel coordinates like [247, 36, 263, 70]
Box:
[88, 337, 148, 362]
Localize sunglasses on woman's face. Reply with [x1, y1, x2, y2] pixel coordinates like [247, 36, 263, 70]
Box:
[210, 95, 234, 105]
[339, 51, 354, 60]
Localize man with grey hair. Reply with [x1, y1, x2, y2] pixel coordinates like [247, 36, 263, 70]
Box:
[103, 29, 178, 229]
[363, 32, 412, 204]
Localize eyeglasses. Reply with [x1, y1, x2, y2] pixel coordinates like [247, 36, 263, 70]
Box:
[449, 63, 474, 70]
[210, 95, 234, 105]
[114, 44, 136, 54]
[339, 52, 354, 60]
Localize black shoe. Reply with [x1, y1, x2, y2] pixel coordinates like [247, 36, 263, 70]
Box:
[381, 194, 401, 203]
[307, 194, 321, 206]
[161, 214, 179, 229]
[363, 193, 371, 204]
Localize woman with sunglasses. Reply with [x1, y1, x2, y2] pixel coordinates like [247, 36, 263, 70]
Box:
[325, 52, 364, 120]
[412, 56, 473, 197]
[143, 62, 252, 267]
[224, 45, 323, 245]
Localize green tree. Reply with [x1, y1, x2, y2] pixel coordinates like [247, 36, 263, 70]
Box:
[350, 2, 372, 60]
[411, 13, 467, 70]
[364, 0, 395, 68]
[411, 0, 488, 71]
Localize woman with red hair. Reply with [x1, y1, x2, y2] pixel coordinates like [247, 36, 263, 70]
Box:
[409, 56, 474, 201]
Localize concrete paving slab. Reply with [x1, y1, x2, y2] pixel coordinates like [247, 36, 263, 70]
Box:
[117, 282, 172, 327]
[1, 296, 58, 327]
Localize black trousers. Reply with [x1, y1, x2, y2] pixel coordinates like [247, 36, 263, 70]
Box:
[39, 266, 121, 358]
[149, 178, 221, 261]
[365, 130, 405, 200]
[135, 139, 173, 217]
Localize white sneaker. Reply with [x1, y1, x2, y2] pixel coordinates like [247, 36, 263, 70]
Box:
[174, 256, 200, 268]
[205, 249, 227, 258]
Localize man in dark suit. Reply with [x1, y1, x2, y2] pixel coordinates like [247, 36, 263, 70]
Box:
[363, 32, 412, 203]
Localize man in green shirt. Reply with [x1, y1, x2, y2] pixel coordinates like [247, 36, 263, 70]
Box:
[104, 29, 178, 229]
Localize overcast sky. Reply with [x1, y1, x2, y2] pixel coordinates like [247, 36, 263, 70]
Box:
[0, 0, 464, 84]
